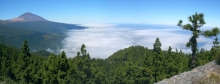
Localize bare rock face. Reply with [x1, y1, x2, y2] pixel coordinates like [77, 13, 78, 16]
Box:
[156, 61, 220, 84]
[11, 12, 47, 22]
[197, 66, 220, 84]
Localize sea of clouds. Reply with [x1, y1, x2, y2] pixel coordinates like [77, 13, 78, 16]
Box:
[59, 23, 214, 59]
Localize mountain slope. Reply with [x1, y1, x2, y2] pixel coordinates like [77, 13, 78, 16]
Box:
[11, 12, 47, 22]
[0, 21, 85, 34]
[0, 12, 86, 51]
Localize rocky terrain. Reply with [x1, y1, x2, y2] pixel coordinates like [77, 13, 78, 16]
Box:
[156, 61, 220, 84]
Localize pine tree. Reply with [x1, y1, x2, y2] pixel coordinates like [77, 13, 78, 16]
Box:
[15, 40, 32, 83]
[0, 45, 16, 81]
[29, 55, 44, 83]
[21, 40, 31, 61]
[57, 51, 69, 83]
[166, 46, 176, 77]
[81, 44, 86, 57]
[43, 53, 59, 84]
[177, 12, 220, 69]
[213, 37, 219, 49]
[153, 37, 162, 82]
[90, 62, 107, 84]
[168, 46, 172, 54]
[73, 44, 91, 83]
[209, 47, 218, 61]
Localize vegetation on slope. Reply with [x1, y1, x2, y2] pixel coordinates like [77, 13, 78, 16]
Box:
[0, 37, 219, 84]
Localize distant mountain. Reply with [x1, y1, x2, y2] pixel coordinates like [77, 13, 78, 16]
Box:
[0, 21, 85, 34]
[11, 12, 47, 22]
[0, 12, 86, 51]
[1, 12, 86, 34]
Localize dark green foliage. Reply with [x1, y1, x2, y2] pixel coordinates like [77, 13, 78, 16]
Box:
[89, 61, 107, 83]
[15, 40, 32, 83]
[203, 27, 220, 37]
[0, 44, 18, 81]
[43, 53, 59, 84]
[0, 38, 217, 84]
[213, 37, 220, 49]
[177, 12, 220, 69]
[153, 38, 163, 82]
[57, 51, 69, 83]
[42, 52, 69, 83]
[73, 44, 92, 83]
[217, 50, 220, 65]
[107, 44, 191, 83]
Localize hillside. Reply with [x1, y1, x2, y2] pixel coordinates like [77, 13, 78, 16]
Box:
[1, 38, 220, 84]
[0, 12, 86, 51]
[0, 21, 85, 34]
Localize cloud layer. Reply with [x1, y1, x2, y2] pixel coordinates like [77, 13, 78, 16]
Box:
[60, 24, 213, 59]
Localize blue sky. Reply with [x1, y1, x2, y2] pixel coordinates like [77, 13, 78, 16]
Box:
[0, 0, 220, 27]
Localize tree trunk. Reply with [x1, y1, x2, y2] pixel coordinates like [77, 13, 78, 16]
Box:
[154, 71, 156, 82]
[191, 36, 197, 69]
[191, 51, 196, 69]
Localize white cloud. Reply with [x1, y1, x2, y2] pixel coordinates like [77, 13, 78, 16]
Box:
[46, 48, 54, 53]
[60, 23, 214, 59]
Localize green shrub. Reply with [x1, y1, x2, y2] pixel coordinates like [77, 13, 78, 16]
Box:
[216, 50, 220, 65]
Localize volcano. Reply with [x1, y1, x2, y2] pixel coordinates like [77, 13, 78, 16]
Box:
[11, 12, 47, 22]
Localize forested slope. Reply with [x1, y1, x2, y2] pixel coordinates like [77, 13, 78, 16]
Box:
[1, 38, 219, 84]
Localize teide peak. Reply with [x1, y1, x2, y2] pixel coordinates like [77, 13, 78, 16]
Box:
[11, 12, 47, 22]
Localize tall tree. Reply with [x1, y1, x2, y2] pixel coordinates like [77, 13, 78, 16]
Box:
[166, 46, 175, 77]
[177, 12, 220, 69]
[73, 44, 91, 83]
[0, 44, 17, 81]
[14, 40, 32, 83]
[168, 46, 172, 54]
[213, 37, 219, 49]
[153, 37, 163, 82]
[43, 53, 59, 84]
[57, 51, 69, 83]
[80, 44, 87, 57]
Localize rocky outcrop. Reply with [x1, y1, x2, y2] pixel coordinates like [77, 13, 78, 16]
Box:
[156, 61, 220, 84]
